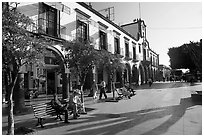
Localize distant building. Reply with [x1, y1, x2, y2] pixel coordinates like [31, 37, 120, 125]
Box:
[121, 19, 159, 83]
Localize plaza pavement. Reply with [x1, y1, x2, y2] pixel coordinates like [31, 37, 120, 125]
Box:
[1, 82, 202, 135]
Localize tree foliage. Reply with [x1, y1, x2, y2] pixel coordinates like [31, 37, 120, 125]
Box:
[2, 2, 52, 134]
[64, 41, 101, 86]
[168, 40, 202, 72]
[97, 50, 125, 100]
[98, 50, 125, 79]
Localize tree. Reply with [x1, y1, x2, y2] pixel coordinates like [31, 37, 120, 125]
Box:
[2, 2, 52, 134]
[98, 50, 125, 101]
[64, 41, 101, 113]
[168, 40, 202, 72]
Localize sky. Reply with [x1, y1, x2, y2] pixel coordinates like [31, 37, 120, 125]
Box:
[90, 1, 202, 67]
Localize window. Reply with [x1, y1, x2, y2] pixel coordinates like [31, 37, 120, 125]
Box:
[143, 48, 146, 60]
[77, 20, 88, 43]
[139, 44, 141, 53]
[39, 3, 58, 37]
[125, 42, 129, 57]
[133, 46, 136, 59]
[99, 30, 107, 50]
[114, 37, 120, 54]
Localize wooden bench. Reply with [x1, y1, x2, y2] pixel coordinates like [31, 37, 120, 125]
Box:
[31, 102, 64, 128]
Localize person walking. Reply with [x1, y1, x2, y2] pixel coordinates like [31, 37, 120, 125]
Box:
[148, 78, 153, 87]
[99, 81, 107, 100]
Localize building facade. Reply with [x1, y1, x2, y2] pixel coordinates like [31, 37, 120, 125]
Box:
[15, 2, 159, 95]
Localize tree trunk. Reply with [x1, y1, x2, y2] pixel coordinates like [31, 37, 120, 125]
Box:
[112, 81, 116, 100]
[14, 73, 25, 114]
[110, 73, 116, 101]
[80, 85, 87, 114]
[62, 72, 69, 99]
[7, 74, 18, 135]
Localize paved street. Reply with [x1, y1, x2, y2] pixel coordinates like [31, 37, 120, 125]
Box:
[2, 82, 202, 135]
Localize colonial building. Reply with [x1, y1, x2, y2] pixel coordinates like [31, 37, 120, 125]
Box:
[121, 19, 159, 83]
[15, 2, 159, 95]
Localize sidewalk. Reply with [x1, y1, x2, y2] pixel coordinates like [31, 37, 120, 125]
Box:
[2, 82, 202, 135]
[1, 90, 119, 135]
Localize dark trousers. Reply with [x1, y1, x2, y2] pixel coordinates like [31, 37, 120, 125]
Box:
[99, 87, 107, 99]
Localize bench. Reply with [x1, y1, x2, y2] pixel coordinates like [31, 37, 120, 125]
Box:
[115, 88, 124, 99]
[31, 102, 64, 128]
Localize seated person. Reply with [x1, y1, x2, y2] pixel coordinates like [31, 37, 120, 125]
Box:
[120, 87, 131, 99]
[51, 94, 68, 110]
[124, 83, 135, 95]
[68, 89, 82, 119]
[51, 93, 68, 120]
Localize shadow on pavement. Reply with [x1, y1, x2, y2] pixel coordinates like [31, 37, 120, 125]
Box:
[63, 97, 201, 135]
[2, 107, 96, 135]
[2, 97, 201, 135]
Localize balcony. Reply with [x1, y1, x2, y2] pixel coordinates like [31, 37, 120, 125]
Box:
[132, 54, 141, 62]
[27, 18, 66, 39]
[120, 48, 124, 57]
[141, 56, 151, 66]
[124, 51, 132, 61]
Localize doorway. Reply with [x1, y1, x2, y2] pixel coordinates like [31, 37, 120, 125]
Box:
[47, 70, 55, 94]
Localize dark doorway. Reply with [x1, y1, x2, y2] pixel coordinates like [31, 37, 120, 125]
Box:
[47, 71, 55, 94]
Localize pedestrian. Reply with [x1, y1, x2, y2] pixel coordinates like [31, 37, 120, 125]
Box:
[68, 89, 82, 119]
[92, 80, 98, 99]
[99, 81, 107, 100]
[148, 78, 153, 87]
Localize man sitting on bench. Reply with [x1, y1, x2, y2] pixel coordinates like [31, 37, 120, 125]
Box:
[124, 83, 135, 95]
[51, 93, 69, 122]
[120, 87, 131, 99]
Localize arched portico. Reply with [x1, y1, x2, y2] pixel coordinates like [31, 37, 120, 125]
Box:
[44, 45, 69, 99]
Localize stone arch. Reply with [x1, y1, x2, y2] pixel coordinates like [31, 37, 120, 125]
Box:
[46, 45, 67, 69]
[45, 45, 69, 98]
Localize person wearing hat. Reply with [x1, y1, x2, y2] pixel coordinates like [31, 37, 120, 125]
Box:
[68, 89, 82, 119]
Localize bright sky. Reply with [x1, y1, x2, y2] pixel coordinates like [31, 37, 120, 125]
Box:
[91, 1, 202, 67]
